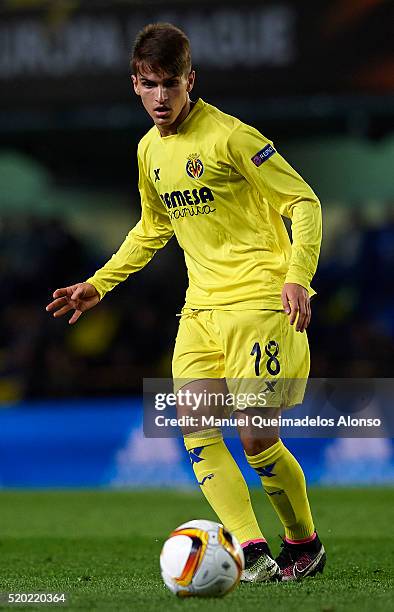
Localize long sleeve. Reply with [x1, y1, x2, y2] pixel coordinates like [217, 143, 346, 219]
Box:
[226, 124, 322, 292]
[86, 150, 174, 299]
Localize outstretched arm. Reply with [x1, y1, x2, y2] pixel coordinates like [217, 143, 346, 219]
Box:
[46, 149, 173, 324]
[85, 151, 174, 300]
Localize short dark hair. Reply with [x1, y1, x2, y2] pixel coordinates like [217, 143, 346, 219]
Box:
[131, 23, 192, 77]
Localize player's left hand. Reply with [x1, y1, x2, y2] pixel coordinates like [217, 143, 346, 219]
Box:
[281, 283, 311, 332]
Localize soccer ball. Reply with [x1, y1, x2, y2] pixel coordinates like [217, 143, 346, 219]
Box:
[160, 519, 244, 598]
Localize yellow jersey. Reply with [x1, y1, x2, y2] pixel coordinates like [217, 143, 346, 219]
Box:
[87, 98, 322, 310]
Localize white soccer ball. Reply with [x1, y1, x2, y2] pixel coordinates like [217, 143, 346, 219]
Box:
[160, 519, 244, 598]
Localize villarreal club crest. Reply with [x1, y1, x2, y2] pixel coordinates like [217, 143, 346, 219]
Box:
[186, 154, 204, 179]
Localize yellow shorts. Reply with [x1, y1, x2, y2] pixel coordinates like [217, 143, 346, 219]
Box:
[172, 309, 310, 409]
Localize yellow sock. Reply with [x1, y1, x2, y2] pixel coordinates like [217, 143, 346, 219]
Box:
[246, 439, 315, 541]
[184, 429, 265, 545]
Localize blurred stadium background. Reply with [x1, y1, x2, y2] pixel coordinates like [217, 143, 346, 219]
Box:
[0, 0, 393, 489]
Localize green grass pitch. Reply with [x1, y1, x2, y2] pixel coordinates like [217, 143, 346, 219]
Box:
[0, 488, 392, 611]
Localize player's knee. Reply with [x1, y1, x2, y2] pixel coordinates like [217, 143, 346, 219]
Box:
[241, 436, 279, 457]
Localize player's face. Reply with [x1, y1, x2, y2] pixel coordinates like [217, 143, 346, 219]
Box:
[132, 69, 195, 136]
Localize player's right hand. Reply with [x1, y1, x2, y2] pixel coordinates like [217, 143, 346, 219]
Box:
[46, 282, 100, 325]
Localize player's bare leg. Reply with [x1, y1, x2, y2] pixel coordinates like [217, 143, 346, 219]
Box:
[237, 407, 326, 581]
[177, 379, 280, 582]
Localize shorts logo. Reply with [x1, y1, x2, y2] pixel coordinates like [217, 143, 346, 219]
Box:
[186, 153, 204, 179]
[251, 144, 276, 167]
